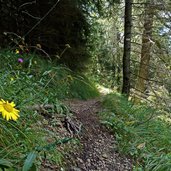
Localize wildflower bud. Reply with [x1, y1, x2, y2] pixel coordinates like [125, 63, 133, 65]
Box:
[18, 58, 24, 63]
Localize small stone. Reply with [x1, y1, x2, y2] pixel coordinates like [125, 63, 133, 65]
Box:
[102, 153, 108, 159]
[87, 159, 91, 163]
[77, 157, 83, 163]
[87, 159, 91, 166]
[70, 166, 82, 171]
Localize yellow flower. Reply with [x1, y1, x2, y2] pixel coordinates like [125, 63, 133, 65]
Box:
[10, 77, 14, 82]
[15, 49, 20, 54]
[0, 99, 20, 121]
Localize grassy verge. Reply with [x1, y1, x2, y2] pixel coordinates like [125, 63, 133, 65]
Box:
[0, 49, 99, 170]
[100, 93, 171, 171]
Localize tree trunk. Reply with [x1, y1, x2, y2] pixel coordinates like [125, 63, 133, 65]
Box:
[135, 2, 154, 100]
[122, 0, 133, 97]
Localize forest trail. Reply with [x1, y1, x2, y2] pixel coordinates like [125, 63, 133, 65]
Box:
[64, 99, 133, 171]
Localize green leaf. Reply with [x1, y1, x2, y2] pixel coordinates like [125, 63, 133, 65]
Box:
[29, 163, 37, 171]
[35, 137, 72, 152]
[22, 151, 37, 171]
[0, 159, 13, 168]
[42, 137, 72, 151]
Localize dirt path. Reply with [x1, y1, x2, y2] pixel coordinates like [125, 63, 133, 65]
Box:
[64, 99, 133, 171]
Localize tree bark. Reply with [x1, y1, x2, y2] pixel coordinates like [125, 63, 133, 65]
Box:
[135, 2, 154, 99]
[122, 0, 133, 97]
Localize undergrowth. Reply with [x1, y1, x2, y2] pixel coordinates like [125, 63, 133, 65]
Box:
[101, 93, 171, 171]
[0, 49, 99, 170]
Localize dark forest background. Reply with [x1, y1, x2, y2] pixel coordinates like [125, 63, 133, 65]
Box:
[0, 0, 98, 70]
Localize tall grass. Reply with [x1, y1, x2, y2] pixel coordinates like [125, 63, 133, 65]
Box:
[0, 49, 99, 170]
[101, 93, 171, 171]
[0, 49, 99, 100]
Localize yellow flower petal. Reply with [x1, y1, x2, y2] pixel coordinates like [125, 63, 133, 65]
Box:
[10, 102, 15, 107]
